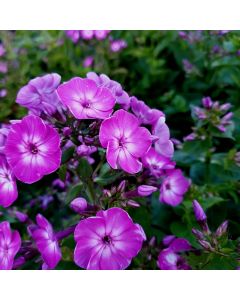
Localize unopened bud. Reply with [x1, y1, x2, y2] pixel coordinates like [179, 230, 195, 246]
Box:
[193, 200, 207, 222]
[15, 211, 28, 223]
[70, 197, 88, 213]
[216, 220, 228, 237]
[149, 236, 156, 247]
[137, 185, 157, 196]
[117, 180, 126, 193]
[192, 228, 204, 240]
[202, 97, 213, 109]
[127, 200, 140, 208]
[63, 127, 72, 137]
[198, 240, 214, 251]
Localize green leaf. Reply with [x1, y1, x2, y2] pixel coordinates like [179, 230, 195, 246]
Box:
[61, 147, 75, 164]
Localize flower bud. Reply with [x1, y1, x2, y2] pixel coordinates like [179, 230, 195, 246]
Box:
[149, 236, 156, 247]
[220, 103, 231, 111]
[216, 220, 228, 237]
[198, 240, 214, 251]
[193, 200, 207, 222]
[15, 211, 28, 223]
[137, 185, 157, 196]
[127, 200, 140, 208]
[117, 180, 126, 193]
[70, 197, 88, 213]
[192, 228, 204, 240]
[62, 127, 72, 137]
[202, 97, 213, 109]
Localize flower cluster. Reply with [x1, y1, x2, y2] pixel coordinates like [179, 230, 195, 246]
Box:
[192, 200, 230, 255]
[184, 96, 233, 141]
[66, 30, 111, 43]
[0, 72, 190, 270]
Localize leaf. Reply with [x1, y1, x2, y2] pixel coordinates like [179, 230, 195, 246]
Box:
[66, 183, 84, 204]
[61, 147, 75, 164]
[76, 158, 93, 181]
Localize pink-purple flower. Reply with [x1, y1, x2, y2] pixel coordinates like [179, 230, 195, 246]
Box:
[0, 155, 18, 207]
[29, 214, 61, 269]
[99, 109, 152, 174]
[57, 77, 115, 119]
[0, 221, 21, 270]
[160, 169, 190, 206]
[5, 115, 61, 184]
[74, 207, 146, 270]
[16, 73, 62, 116]
[157, 236, 191, 270]
[142, 147, 175, 177]
[87, 72, 130, 109]
[130, 96, 164, 126]
[153, 117, 174, 158]
[110, 39, 127, 52]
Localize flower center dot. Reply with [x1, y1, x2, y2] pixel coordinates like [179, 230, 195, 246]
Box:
[29, 143, 39, 154]
[103, 235, 111, 245]
[165, 183, 171, 190]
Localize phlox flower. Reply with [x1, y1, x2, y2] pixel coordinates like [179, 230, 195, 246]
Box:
[0, 155, 18, 207]
[0, 221, 21, 270]
[74, 207, 146, 270]
[160, 169, 190, 206]
[130, 96, 164, 126]
[65, 30, 81, 43]
[110, 39, 127, 52]
[152, 117, 174, 158]
[5, 115, 61, 184]
[29, 214, 62, 269]
[99, 109, 152, 174]
[16, 73, 62, 116]
[87, 72, 130, 109]
[142, 147, 175, 177]
[57, 77, 115, 119]
[157, 236, 191, 270]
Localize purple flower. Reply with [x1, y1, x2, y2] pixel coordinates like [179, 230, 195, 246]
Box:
[94, 30, 110, 40]
[65, 30, 81, 43]
[0, 155, 18, 207]
[163, 235, 176, 246]
[110, 39, 127, 52]
[57, 77, 115, 120]
[74, 207, 146, 270]
[0, 44, 5, 57]
[0, 221, 21, 270]
[202, 97, 213, 109]
[192, 200, 207, 222]
[99, 109, 152, 174]
[0, 61, 7, 73]
[142, 147, 175, 177]
[5, 115, 61, 184]
[87, 72, 131, 109]
[130, 96, 164, 126]
[70, 197, 88, 213]
[153, 118, 174, 158]
[0, 89, 7, 98]
[160, 169, 190, 206]
[29, 214, 61, 269]
[157, 248, 190, 270]
[157, 236, 191, 270]
[83, 56, 94, 68]
[16, 73, 62, 116]
[80, 30, 94, 40]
